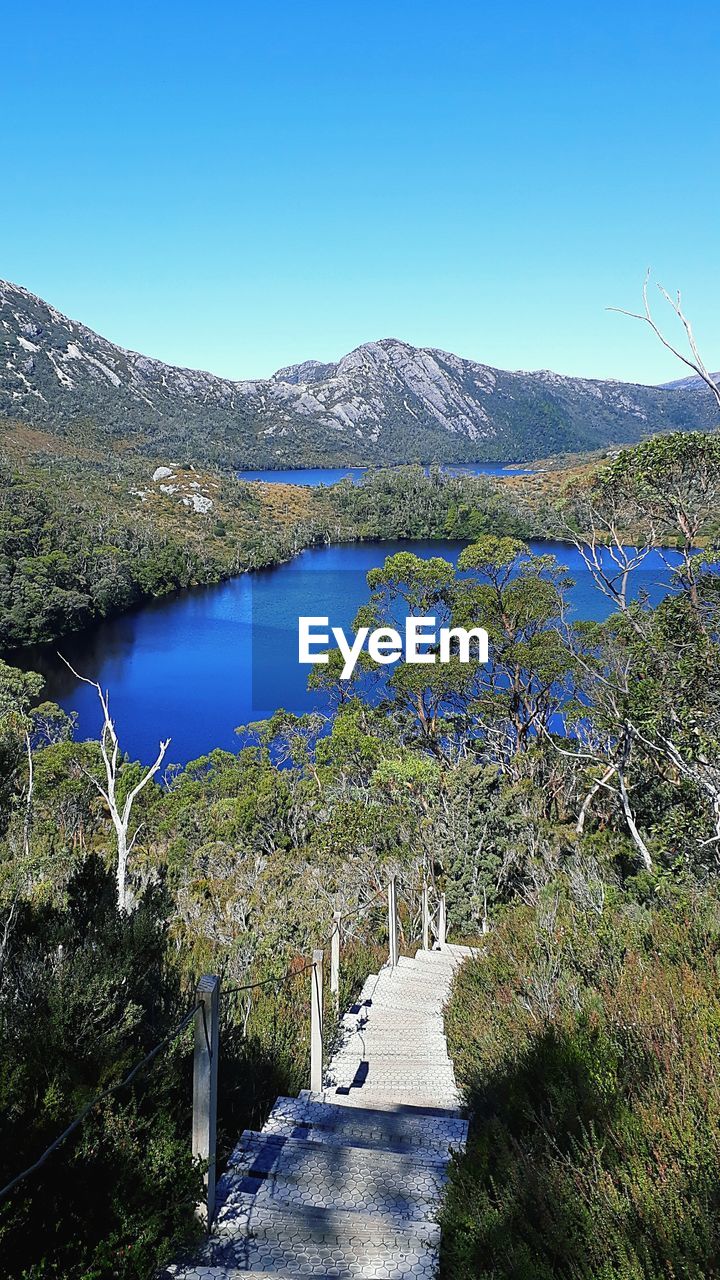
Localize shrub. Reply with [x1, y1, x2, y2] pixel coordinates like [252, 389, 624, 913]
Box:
[441, 884, 720, 1279]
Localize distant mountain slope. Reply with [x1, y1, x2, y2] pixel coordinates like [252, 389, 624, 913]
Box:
[1, 280, 717, 467]
[661, 372, 720, 390]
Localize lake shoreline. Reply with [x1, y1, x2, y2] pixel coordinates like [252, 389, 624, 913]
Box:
[11, 534, 682, 765]
[4, 525, 681, 672]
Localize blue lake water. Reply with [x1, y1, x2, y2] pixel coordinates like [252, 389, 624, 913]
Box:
[237, 467, 368, 486]
[19, 539, 678, 765]
[237, 463, 535, 486]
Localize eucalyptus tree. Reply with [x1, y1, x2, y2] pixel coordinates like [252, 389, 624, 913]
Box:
[455, 536, 577, 772]
[564, 434, 720, 616]
[559, 435, 720, 869]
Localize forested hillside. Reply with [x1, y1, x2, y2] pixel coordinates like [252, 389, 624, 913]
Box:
[0, 422, 558, 652]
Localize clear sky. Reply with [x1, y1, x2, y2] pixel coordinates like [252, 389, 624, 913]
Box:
[1, 0, 718, 385]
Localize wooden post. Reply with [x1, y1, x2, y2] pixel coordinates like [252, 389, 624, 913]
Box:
[330, 910, 341, 1008]
[388, 876, 399, 969]
[192, 974, 220, 1225]
[310, 948, 324, 1093]
[421, 883, 430, 951]
[438, 893, 447, 947]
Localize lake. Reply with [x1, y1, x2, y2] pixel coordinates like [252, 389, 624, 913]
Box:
[236, 463, 535, 486]
[18, 539, 678, 766]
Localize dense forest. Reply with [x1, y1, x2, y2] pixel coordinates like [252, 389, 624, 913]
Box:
[2, 432, 720, 1276]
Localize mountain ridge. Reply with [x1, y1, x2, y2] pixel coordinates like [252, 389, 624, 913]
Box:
[1, 279, 717, 468]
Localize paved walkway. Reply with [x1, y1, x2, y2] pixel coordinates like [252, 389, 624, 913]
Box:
[165, 944, 472, 1279]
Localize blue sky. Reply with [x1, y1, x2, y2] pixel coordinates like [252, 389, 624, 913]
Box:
[1, 0, 718, 384]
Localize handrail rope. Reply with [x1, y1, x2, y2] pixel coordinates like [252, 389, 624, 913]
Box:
[336, 885, 388, 927]
[222, 958, 314, 999]
[0, 1001, 200, 1204]
[0, 878, 429, 1201]
[0, 879, 430, 1204]
[224, 886, 390, 991]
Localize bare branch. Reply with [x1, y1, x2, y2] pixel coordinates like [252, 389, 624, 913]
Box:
[609, 271, 720, 409]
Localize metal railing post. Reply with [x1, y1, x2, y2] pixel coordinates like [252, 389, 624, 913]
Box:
[310, 948, 324, 1093]
[330, 910, 341, 1008]
[421, 882, 430, 951]
[192, 974, 220, 1225]
[388, 876, 399, 969]
[438, 893, 447, 947]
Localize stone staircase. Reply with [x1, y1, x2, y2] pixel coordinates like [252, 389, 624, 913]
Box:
[164, 944, 472, 1279]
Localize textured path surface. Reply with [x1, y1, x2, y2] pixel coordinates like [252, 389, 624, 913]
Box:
[165, 944, 472, 1279]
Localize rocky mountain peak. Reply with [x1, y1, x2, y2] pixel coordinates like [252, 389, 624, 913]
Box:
[0, 279, 717, 469]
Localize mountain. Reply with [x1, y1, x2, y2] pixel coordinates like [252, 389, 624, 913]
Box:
[1, 279, 717, 467]
[661, 372, 720, 391]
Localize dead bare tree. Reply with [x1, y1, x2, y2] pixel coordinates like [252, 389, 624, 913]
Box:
[59, 657, 170, 912]
[609, 270, 720, 410]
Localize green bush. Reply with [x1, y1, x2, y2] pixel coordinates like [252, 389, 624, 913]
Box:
[0, 859, 203, 1279]
[441, 885, 720, 1279]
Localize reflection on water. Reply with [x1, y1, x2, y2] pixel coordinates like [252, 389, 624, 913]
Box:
[11, 539, 679, 766]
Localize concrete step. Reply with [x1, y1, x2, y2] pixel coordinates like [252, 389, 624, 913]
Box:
[165, 1272, 426, 1280]
[262, 1115, 452, 1162]
[346, 967, 453, 1000]
[344, 1003, 443, 1023]
[326, 1075, 457, 1099]
[342, 1005, 444, 1028]
[277, 1094, 467, 1141]
[359, 993, 446, 1016]
[332, 1039, 451, 1060]
[212, 1182, 443, 1233]
[216, 1172, 440, 1230]
[306, 1090, 467, 1123]
[335, 1027, 449, 1044]
[326, 1059, 457, 1086]
[188, 1199, 440, 1275]
[372, 976, 449, 1002]
[361, 984, 447, 1004]
[163, 1270, 351, 1279]
[384, 958, 454, 981]
[325, 1082, 459, 1107]
[367, 989, 447, 1012]
[379, 960, 453, 980]
[164, 1272, 360, 1279]
[366, 967, 451, 990]
[332, 1046, 454, 1063]
[266, 1094, 466, 1154]
[227, 1129, 449, 1201]
[319, 1086, 465, 1115]
[340, 1016, 445, 1039]
[319, 1095, 458, 1116]
[413, 947, 470, 965]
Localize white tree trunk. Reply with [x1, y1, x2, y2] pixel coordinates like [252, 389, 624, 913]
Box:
[59, 657, 170, 912]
